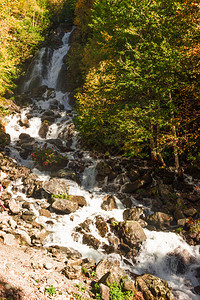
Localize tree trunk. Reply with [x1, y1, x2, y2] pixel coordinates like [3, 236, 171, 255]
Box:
[149, 124, 157, 162]
[169, 92, 179, 171]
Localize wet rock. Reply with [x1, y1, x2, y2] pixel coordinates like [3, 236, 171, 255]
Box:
[52, 198, 78, 214]
[185, 165, 200, 179]
[122, 173, 152, 194]
[82, 233, 101, 249]
[173, 209, 185, 221]
[39, 209, 51, 218]
[166, 247, 196, 274]
[30, 85, 48, 98]
[128, 168, 140, 182]
[96, 162, 112, 177]
[118, 221, 147, 248]
[194, 286, 200, 295]
[51, 169, 78, 182]
[70, 195, 87, 207]
[76, 219, 92, 233]
[46, 139, 66, 151]
[43, 178, 69, 196]
[21, 211, 36, 222]
[101, 195, 117, 211]
[95, 215, 108, 237]
[155, 168, 175, 184]
[22, 201, 31, 209]
[123, 207, 144, 221]
[146, 212, 173, 230]
[107, 233, 120, 250]
[8, 199, 20, 215]
[18, 115, 30, 128]
[38, 121, 49, 138]
[135, 274, 174, 300]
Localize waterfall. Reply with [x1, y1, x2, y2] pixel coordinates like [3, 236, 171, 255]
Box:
[4, 27, 200, 300]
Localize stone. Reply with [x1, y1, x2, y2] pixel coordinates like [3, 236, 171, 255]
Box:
[118, 221, 147, 248]
[43, 178, 69, 196]
[21, 211, 36, 222]
[95, 215, 108, 237]
[82, 233, 101, 249]
[38, 121, 49, 138]
[194, 286, 200, 295]
[147, 212, 173, 229]
[101, 195, 117, 211]
[166, 247, 196, 274]
[135, 274, 175, 300]
[18, 115, 30, 128]
[8, 199, 20, 215]
[3, 233, 18, 246]
[62, 264, 82, 279]
[70, 195, 87, 207]
[39, 208, 51, 218]
[123, 207, 144, 221]
[99, 283, 110, 300]
[183, 208, 197, 217]
[52, 199, 78, 214]
[15, 229, 32, 245]
[96, 162, 112, 176]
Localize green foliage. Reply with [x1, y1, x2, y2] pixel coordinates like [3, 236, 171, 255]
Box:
[51, 193, 70, 199]
[76, 283, 86, 293]
[94, 282, 134, 300]
[45, 285, 57, 296]
[74, 0, 200, 166]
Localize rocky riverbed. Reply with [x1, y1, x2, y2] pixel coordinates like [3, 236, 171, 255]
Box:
[0, 24, 200, 300]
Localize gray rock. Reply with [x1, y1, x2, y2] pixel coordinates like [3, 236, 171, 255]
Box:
[43, 178, 69, 196]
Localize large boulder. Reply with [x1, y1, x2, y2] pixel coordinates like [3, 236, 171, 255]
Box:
[123, 207, 144, 221]
[52, 198, 78, 214]
[117, 221, 147, 248]
[135, 274, 175, 300]
[166, 247, 196, 274]
[43, 178, 69, 196]
[147, 212, 173, 230]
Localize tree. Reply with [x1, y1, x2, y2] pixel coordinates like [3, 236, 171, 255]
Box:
[75, 0, 199, 169]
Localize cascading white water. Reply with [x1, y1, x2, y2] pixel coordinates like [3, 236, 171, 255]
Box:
[4, 27, 200, 299]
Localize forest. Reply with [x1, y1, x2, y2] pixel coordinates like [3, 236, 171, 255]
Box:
[0, 0, 200, 170]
